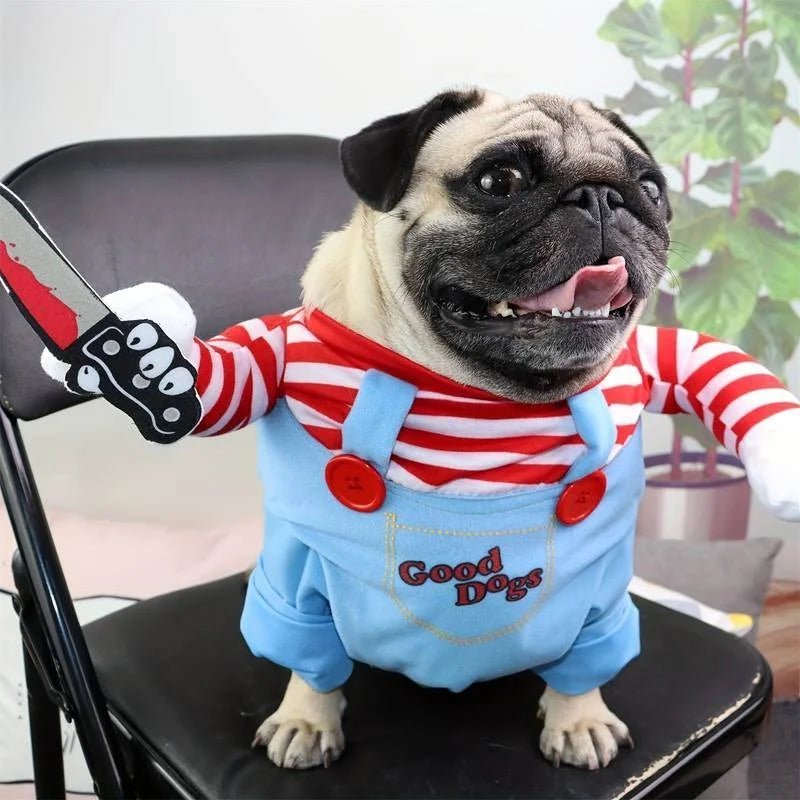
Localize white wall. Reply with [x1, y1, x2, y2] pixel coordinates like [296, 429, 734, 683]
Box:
[0, 0, 798, 576]
[0, 0, 677, 172]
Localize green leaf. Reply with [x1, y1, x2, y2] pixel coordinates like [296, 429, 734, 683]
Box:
[675, 251, 763, 338]
[717, 41, 779, 97]
[699, 162, 768, 193]
[691, 56, 734, 88]
[598, 1, 682, 59]
[639, 102, 709, 165]
[695, 127, 729, 161]
[737, 297, 800, 378]
[667, 193, 729, 273]
[744, 171, 800, 234]
[745, 18, 769, 37]
[662, 58, 734, 93]
[700, 12, 743, 47]
[631, 56, 682, 93]
[705, 95, 775, 161]
[605, 83, 670, 115]
[660, 0, 733, 46]
[757, 0, 800, 75]
[644, 289, 680, 328]
[728, 216, 800, 301]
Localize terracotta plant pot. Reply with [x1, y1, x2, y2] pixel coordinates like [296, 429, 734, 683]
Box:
[636, 452, 751, 541]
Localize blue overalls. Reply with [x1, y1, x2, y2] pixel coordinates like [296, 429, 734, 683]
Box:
[241, 370, 644, 695]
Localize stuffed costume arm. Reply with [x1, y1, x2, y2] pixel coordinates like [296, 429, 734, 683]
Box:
[189, 313, 288, 436]
[42, 283, 288, 436]
[630, 325, 800, 521]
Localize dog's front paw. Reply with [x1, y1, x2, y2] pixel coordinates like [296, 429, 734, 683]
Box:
[538, 686, 633, 770]
[252, 714, 345, 769]
[252, 674, 346, 769]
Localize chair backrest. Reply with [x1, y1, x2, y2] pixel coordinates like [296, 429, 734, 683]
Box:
[0, 135, 356, 798]
[0, 135, 355, 420]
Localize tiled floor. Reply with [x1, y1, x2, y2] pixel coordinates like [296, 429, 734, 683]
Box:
[757, 581, 800, 700]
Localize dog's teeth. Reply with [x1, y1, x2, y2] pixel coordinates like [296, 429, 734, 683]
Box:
[601, 303, 611, 317]
[551, 307, 561, 317]
[489, 299, 516, 318]
[563, 310, 572, 318]
[573, 306, 582, 317]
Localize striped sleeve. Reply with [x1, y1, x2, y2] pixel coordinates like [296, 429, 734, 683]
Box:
[188, 312, 291, 436]
[629, 325, 800, 456]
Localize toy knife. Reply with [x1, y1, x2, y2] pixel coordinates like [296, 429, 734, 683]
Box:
[0, 183, 202, 444]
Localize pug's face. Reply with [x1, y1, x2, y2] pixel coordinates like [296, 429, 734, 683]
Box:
[340, 90, 671, 401]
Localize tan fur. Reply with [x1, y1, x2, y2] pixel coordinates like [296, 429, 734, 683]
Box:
[302, 205, 488, 386]
[252, 672, 346, 769]
[538, 686, 633, 769]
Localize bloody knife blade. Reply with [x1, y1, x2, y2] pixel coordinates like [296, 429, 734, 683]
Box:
[0, 183, 202, 444]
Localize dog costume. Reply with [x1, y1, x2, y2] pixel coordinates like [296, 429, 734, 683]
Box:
[182, 306, 799, 694]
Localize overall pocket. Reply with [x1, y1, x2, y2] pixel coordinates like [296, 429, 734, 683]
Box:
[383, 511, 557, 645]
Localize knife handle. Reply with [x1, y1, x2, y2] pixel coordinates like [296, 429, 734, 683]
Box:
[62, 315, 202, 444]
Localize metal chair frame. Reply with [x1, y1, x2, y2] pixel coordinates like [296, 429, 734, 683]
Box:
[1, 406, 133, 798]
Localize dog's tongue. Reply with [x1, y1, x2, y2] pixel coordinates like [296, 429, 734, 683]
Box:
[513, 256, 630, 312]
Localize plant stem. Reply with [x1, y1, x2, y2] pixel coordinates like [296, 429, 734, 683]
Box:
[682, 155, 691, 194]
[705, 447, 718, 479]
[739, 0, 749, 55]
[731, 161, 741, 217]
[683, 47, 694, 104]
[673, 45, 694, 466]
[681, 47, 694, 194]
[670, 429, 683, 480]
[730, 2, 749, 219]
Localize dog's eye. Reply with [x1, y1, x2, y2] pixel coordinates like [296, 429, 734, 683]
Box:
[640, 179, 661, 204]
[477, 166, 527, 197]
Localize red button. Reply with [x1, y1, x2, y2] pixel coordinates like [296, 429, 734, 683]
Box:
[556, 470, 607, 525]
[325, 454, 386, 512]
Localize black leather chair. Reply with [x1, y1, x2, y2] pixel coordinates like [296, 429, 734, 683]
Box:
[1, 136, 771, 799]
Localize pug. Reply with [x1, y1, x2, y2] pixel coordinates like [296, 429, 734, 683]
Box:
[41, 88, 800, 772]
[257, 89, 666, 771]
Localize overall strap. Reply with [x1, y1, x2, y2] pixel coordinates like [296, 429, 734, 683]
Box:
[342, 369, 417, 475]
[563, 386, 617, 482]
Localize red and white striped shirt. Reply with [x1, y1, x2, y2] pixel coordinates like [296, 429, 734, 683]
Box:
[189, 307, 800, 494]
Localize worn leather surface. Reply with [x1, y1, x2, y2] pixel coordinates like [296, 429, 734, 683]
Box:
[84, 574, 769, 799]
[0, 135, 353, 419]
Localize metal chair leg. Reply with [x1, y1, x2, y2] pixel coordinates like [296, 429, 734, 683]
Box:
[22, 645, 66, 800]
[1, 410, 133, 799]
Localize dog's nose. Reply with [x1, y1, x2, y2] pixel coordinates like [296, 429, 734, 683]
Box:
[560, 184, 625, 222]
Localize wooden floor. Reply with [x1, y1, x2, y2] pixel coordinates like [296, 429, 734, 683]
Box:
[757, 581, 800, 699]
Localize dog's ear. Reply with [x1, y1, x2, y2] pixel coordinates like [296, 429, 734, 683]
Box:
[340, 89, 482, 212]
[591, 105, 654, 159]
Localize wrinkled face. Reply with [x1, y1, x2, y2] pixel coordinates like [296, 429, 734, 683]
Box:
[342, 91, 671, 400]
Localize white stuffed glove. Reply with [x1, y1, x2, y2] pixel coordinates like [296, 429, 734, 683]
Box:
[738, 408, 800, 522]
[41, 282, 197, 392]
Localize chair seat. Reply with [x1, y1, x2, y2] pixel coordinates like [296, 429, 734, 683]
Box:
[83, 574, 770, 799]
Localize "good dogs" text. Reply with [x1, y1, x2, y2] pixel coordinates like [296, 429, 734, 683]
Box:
[398, 547, 543, 606]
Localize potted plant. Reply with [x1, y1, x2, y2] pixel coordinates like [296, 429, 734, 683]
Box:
[598, 0, 800, 539]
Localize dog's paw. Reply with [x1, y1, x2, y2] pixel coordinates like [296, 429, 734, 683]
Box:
[538, 686, 633, 770]
[252, 714, 345, 769]
[251, 675, 347, 769]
